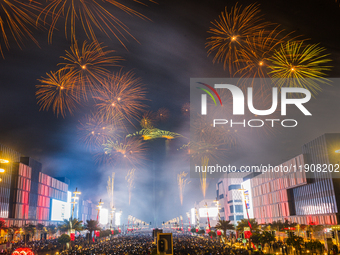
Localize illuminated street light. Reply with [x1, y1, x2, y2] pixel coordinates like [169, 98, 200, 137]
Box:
[96, 199, 104, 222]
[0, 153, 9, 182]
[71, 187, 81, 220]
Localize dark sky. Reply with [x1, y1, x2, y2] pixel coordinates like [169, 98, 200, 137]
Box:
[0, 0, 340, 226]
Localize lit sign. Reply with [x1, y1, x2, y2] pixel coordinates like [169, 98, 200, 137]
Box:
[198, 207, 218, 218]
[99, 208, 109, 225]
[115, 211, 121, 226]
[191, 208, 195, 225]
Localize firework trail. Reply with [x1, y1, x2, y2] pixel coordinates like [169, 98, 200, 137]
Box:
[37, 0, 148, 46]
[177, 172, 190, 205]
[107, 172, 115, 208]
[0, 0, 42, 58]
[125, 168, 135, 205]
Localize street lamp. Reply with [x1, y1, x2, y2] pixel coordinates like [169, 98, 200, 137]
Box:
[96, 199, 104, 222]
[213, 198, 221, 221]
[71, 188, 81, 220]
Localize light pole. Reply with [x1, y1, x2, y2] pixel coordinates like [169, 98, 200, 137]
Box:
[96, 199, 104, 222]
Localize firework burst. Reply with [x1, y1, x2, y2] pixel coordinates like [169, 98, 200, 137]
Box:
[37, 0, 148, 45]
[156, 108, 170, 122]
[269, 41, 332, 95]
[125, 168, 135, 205]
[177, 171, 190, 205]
[78, 113, 123, 151]
[94, 70, 147, 125]
[127, 128, 182, 141]
[140, 111, 156, 129]
[36, 70, 80, 118]
[0, 0, 42, 58]
[59, 40, 122, 99]
[206, 3, 270, 74]
[181, 103, 190, 116]
[234, 28, 294, 91]
[102, 137, 146, 167]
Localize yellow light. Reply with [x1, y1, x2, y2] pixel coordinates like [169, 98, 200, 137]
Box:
[259, 61, 263, 66]
[81, 65, 86, 69]
[0, 169, 5, 173]
[335, 149, 340, 153]
[60, 86, 64, 90]
[117, 97, 121, 101]
[291, 67, 295, 72]
[0, 159, 9, 164]
[231, 36, 236, 41]
[111, 103, 115, 106]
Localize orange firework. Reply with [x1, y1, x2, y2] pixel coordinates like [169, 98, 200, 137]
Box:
[78, 113, 123, 151]
[59, 40, 122, 99]
[36, 70, 80, 118]
[102, 137, 146, 167]
[94, 70, 147, 125]
[140, 111, 156, 129]
[37, 0, 148, 45]
[156, 108, 170, 122]
[181, 103, 190, 116]
[206, 3, 270, 74]
[234, 28, 294, 91]
[0, 0, 42, 58]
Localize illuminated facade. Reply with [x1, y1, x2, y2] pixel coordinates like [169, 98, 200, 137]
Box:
[7, 157, 69, 226]
[249, 133, 340, 225]
[191, 199, 219, 228]
[0, 144, 21, 219]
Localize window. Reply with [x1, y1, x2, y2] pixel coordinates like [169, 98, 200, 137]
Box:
[236, 215, 244, 221]
[229, 185, 241, 190]
[230, 206, 234, 214]
[229, 216, 234, 221]
[235, 205, 243, 213]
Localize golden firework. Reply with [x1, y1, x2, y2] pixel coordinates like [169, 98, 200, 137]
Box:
[156, 108, 170, 122]
[94, 70, 147, 125]
[102, 137, 146, 167]
[177, 171, 190, 205]
[59, 40, 122, 99]
[125, 168, 135, 205]
[234, 28, 294, 91]
[37, 0, 148, 45]
[206, 3, 270, 74]
[36, 70, 80, 118]
[127, 128, 182, 141]
[0, 0, 42, 58]
[269, 41, 332, 95]
[78, 113, 123, 151]
[140, 111, 156, 129]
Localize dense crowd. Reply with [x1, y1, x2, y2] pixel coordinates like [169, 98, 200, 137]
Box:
[0, 233, 261, 255]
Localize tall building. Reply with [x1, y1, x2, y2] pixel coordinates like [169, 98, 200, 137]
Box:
[0, 145, 21, 219]
[216, 173, 247, 225]
[246, 133, 340, 225]
[8, 157, 69, 226]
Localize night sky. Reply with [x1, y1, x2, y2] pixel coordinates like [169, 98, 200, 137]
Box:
[1, 0, 340, 226]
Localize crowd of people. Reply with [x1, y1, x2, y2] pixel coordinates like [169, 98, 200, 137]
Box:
[0, 232, 332, 255]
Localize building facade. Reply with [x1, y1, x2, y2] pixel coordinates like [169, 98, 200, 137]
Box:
[248, 133, 340, 225]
